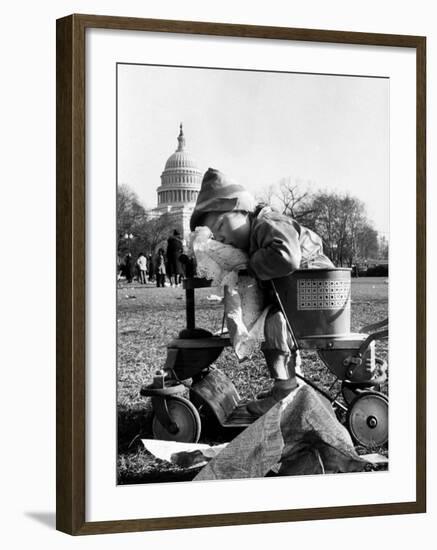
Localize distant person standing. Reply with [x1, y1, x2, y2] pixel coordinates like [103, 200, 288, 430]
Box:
[155, 248, 166, 288]
[117, 255, 122, 281]
[147, 254, 154, 282]
[136, 252, 148, 284]
[124, 253, 134, 283]
[166, 229, 184, 287]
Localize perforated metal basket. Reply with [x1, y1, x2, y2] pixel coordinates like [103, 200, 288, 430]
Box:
[273, 268, 351, 337]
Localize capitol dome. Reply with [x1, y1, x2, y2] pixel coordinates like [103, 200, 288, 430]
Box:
[157, 124, 202, 207]
[164, 150, 199, 171]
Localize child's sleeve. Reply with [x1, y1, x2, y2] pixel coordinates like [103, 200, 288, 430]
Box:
[249, 217, 302, 280]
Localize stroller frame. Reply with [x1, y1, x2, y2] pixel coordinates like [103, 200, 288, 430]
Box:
[140, 270, 388, 448]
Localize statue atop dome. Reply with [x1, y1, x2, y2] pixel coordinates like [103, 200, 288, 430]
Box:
[176, 123, 186, 152]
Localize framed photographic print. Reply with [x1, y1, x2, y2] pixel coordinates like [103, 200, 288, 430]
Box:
[56, 14, 426, 535]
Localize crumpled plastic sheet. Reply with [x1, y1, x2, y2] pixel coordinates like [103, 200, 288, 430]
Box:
[193, 384, 369, 481]
[224, 277, 270, 360]
[190, 227, 269, 360]
[189, 226, 248, 287]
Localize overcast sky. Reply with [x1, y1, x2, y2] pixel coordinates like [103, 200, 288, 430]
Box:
[117, 63, 389, 235]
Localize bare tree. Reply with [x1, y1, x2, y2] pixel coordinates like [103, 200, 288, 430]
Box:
[117, 185, 146, 255]
[304, 191, 378, 266]
[256, 176, 315, 224]
[238, 177, 384, 267]
[356, 225, 379, 262]
[142, 213, 173, 254]
[117, 185, 148, 236]
[377, 234, 389, 260]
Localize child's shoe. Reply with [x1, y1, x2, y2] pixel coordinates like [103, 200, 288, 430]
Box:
[246, 378, 298, 417]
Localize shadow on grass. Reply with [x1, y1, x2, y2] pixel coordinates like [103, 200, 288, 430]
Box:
[118, 404, 153, 454]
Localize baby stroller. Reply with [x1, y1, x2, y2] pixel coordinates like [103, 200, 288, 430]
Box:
[140, 263, 388, 448]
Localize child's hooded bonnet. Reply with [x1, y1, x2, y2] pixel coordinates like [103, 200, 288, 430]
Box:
[190, 168, 257, 231]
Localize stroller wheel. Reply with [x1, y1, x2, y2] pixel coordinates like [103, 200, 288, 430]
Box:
[341, 380, 380, 405]
[346, 391, 388, 448]
[152, 396, 201, 443]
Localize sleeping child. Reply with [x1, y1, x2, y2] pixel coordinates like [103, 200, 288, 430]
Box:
[190, 168, 334, 417]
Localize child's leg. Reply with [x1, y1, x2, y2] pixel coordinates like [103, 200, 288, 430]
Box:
[263, 307, 301, 374]
[246, 308, 300, 417]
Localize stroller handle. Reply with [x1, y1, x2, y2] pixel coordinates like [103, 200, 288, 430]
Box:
[270, 280, 300, 351]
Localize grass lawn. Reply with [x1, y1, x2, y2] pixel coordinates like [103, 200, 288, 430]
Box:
[117, 277, 388, 484]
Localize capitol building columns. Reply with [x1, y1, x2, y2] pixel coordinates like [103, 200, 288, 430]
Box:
[158, 188, 198, 206]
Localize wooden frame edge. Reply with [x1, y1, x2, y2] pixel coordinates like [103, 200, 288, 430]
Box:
[415, 36, 427, 514]
[56, 14, 427, 535]
[74, 501, 422, 536]
[56, 14, 86, 535]
[73, 12, 425, 46]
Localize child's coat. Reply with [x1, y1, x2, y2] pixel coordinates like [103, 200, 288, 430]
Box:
[249, 206, 333, 280]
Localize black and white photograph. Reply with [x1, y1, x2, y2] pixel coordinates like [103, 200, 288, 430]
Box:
[1, 0, 432, 543]
[116, 62, 390, 484]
